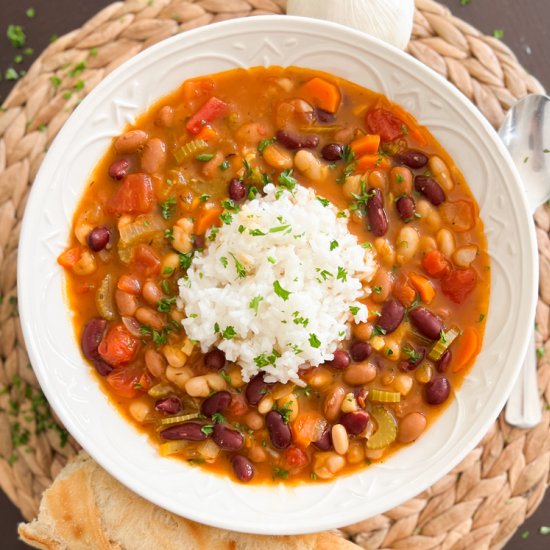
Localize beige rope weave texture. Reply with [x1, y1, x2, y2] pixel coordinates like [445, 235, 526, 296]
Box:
[0, 0, 548, 548]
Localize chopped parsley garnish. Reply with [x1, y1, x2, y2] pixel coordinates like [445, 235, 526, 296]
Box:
[160, 197, 176, 219]
[272, 466, 290, 479]
[199, 193, 211, 202]
[330, 240, 339, 251]
[272, 402, 293, 423]
[7, 25, 26, 48]
[162, 267, 174, 276]
[439, 330, 448, 344]
[229, 252, 247, 278]
[278, 168, 297, 191]
[316, 196, 330, 207]
[395, 174, 404, 183]
[337, 266, 348, 282]
[221, 198, 240, 212]
[242, 158, 253, 178]
[273, 280, 291, 300]
[179, 251, 195, 270]
[372, 325, 387, 336]
[249, 295, 263, 315]
[373, 285, 382, 294]
[208, 226, 220, 241]
[238, 225, 245, 234]
[26, 7, 36, 18]
[362, 242, 373, 249]
[219, 159, 230, 171]
[343, 145, 355, 163]
[160, 280, 171, 295]
[220, 256, 228, 268]
[267, 256, 276, 264]
[164, 228, 174, 241]
[478, 313, 485, 322]
[292, 312, 309, 327]
[222, 326, 237, 340]
[201, 425, 214, 436]
[68, 61, 86, 78]
[220, 212, 233, 225]
[157, 297, 177, 313]
[254, 349, 281, 368]
[258, 137, 276, 152]
[536, 347, 545, 358]
[309, 333, 321, 348]
[211, 412, 226, 424]
[249, 228, 266, 236]
[269, 224, 291, 233]
[5, 68, 19, 81]
[493, 28, 504, 40]
[349, 306, 360, 315]
[196, 153, 214, 162]
[50, 75, 62, 87]
[219, 371, 231, 385]
[248, 185, 259, 200]
[403, 345, 421, 363]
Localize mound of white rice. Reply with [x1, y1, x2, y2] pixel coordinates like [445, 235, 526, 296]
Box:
[178, 183, 377, 384]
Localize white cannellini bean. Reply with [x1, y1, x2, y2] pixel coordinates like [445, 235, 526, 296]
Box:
[374, 237, 396, 267]
[395, 226, 419, 265]
[453, 245, 478, 268]
[436, 228, 456, 258]
[294, 150, 328, 181]
[429, 155, 454, 191]
[331, 424, 349, 455]
[129, 399, 152, 423]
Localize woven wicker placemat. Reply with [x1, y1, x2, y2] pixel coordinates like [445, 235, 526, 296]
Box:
[0, 0, 548, 548]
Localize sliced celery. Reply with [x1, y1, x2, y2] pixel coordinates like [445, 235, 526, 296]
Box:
[367, 406, 397, 450]
[428, 327, 460, 361]
[174, 139, 209, 163]
[95, 274, 115, 321]
[370, 388, 401, 403]
[157, 413, 200, 428]
[159, 440, 190, 456]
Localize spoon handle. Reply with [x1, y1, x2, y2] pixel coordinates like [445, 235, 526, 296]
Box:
[505, 330, 541, 429]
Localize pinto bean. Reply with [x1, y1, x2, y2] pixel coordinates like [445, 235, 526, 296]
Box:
[409, 307, 443, 340]
[370, 267, 393, 303]
[398, 412, 427, 443]
[378, 299, 405, 334]
[343, 362, 377, 385]
[114, 130, 148, 154]
[141, 138, 167, 174]
[323, 385, 346, 421]
[144, 348, 166, 378]
[265, 410, 292, 449]
[415, 176, 445, 206]
[115, 289, 138, 317]
[135, 307, 164, 330]
[389, 166, 413, 195]
[155, 105, 174, 128]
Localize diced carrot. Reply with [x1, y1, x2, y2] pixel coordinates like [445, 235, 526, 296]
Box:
[194, 204, 223, 235]
[182, 78, 214, 102]
[355, 154, 390, 172]
[292, 411, 324, 449]
[392, 273, 417, 307]
[350, 134, 380, 156]
[391, 104, 428, 146]
[452, 327, 480, 372]
[409, 272, 436, 304]
[422, 250, 451, 279]
[300, 77, 341, 113]
[196, 124, 218, 142]
[57, 246, 82, 268]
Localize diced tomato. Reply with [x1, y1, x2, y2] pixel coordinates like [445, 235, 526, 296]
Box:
[283, 447, 309, 471]
[392, 273, 417, 307]
[117, 274, 141, 295]
[98, 324, 140, 366]
[108, 173, 154, 215]
[106, 366, 152, 399]
[227, 393, 248, 416]
[422, 250, 452, 279]
[365, 108, 404, 142]
[441, 268, 477, 304]
[132, 244, 160, 276]
[186, 97, 229, 135]
[57, 246, 82, 268]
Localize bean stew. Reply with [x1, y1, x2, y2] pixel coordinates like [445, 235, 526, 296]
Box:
[58, 67, 490, 483]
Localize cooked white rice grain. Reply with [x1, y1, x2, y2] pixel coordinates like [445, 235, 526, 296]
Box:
[178, 183, 376, 384]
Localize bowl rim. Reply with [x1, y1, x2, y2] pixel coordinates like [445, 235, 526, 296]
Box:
[18, 14, 538, 535]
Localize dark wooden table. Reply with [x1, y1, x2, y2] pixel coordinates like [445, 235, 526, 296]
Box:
[0, 1, 548, 548]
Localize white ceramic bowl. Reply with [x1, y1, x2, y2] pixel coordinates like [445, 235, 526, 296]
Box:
[18, 16, 537, 535]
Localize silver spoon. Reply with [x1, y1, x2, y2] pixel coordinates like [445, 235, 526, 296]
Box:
[498, 94, 550, 428]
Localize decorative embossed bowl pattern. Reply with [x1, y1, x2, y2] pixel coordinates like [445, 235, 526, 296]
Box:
[18, 16, 537, 534]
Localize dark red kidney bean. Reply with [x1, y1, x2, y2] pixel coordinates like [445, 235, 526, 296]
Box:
[377, 299, 405, 334]
[160, 422, 207, 441]
[425, 376, 451, 405]
[329, 349, 350, 370]
[409, 307, 443, 340]
[350, 341, 372, 362]
[201, 390, 232, 417]
[370, 187, 384, 206]
[414, 176, 445, 206]
[228, 178, 247, 202]
[275, 129, 319, 150]
[265, 410, 292, 449]
[245, 373, 269, 406]
[315, 108, 336, 123]
[155, 397, 182, 415]
[81, 318, 107, 362]
[313, 425, 332, 451]
[321, 143, 344, 161]
[109, 158, 130, 180]
[204, 348, 226, 370]
[212, 423, 244, 451]
[396, 196, 416, 222]
[436, 350, 452, 372]
[232, 455, 255, 482]
[340, 411, 370, 435]
[86, 226, 111, 252]
[366, 194, 388, 236]
[93, 359, 113, 376]
[394, 150, 428, 169]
